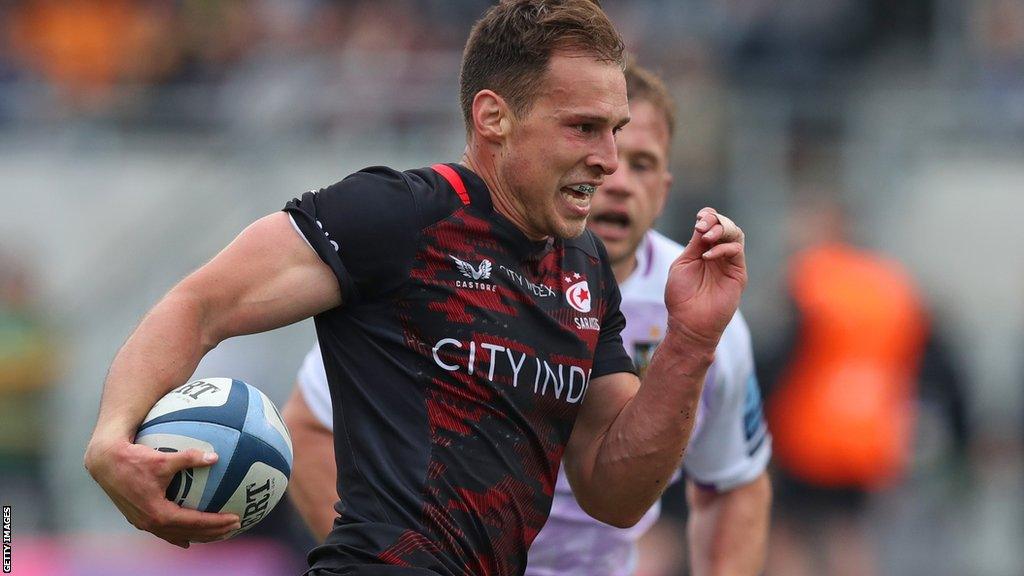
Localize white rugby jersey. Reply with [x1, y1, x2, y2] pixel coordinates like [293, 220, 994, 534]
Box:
[296, 230, 771, 576]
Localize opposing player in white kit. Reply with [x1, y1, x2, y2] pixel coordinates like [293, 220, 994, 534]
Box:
[282, 63, 772, 576]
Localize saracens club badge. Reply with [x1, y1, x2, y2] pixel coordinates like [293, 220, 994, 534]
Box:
[563, 272, 591, 313]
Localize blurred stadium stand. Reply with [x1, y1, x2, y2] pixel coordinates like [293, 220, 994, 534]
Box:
[0, 1, 1021, 574]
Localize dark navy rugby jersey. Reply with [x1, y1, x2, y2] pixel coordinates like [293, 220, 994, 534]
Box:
[284, 163, 634, 576]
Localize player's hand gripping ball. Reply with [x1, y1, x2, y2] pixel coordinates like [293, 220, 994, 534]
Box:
[135, 378, 293, 540]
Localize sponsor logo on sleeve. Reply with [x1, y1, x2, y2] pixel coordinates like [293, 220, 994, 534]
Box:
[315, 220, 339, 252]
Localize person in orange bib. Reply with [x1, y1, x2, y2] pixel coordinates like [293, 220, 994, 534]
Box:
[765, 197, 928, 576]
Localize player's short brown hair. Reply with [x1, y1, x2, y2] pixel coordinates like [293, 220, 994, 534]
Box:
[624, 59, 676, 138]
[460, 0, 625, 130]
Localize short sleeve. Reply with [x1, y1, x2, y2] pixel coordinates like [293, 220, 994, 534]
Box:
[297, 344, 335, 430]
[283, 166, 419, 304]
[682, 313, 772, 491]
[590, 240, 635, 379]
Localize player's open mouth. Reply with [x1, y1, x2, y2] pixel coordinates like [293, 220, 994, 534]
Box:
[592, 212, 630, 229]
[563, 184, 595, 199]
[589, 210, 631, 240]
[561, 184, 595, 212]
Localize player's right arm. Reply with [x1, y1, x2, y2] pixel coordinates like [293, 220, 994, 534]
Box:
[84, 212, 342, 548]
[564, 209, 746, 527]
[282, 386, 337, 541]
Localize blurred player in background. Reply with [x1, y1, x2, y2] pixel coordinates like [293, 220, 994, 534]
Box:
[283, 62, 772, 576]
[84, 1, 748, 574]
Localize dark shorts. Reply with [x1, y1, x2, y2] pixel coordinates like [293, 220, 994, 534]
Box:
[773, 471, 869, 522]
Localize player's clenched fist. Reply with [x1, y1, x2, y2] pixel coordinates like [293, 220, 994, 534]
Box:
[663, 207, 747, 350]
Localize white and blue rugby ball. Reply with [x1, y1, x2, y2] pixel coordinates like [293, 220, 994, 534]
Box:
[135, 378, 293, 540]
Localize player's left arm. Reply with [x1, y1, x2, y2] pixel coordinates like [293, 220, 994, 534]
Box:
[564, 209, 746, 528]
[281, 386, 337, 541]
[684, 311, 772, 576]
[687, 473, 771, 576]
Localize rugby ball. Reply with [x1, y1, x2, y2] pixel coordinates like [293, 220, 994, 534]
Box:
[135, 378, 293, 540]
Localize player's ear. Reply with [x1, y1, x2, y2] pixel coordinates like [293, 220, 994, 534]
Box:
[472, 90, 511, 143]
[653, 172, 672, 219]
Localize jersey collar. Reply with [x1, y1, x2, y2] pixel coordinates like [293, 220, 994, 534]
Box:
[451, 163, 556, 261]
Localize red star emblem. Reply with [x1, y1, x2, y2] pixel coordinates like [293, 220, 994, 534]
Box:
[577, 288, 590, 304]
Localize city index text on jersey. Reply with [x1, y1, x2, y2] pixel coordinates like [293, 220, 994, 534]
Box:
[431, 338, 590, 403]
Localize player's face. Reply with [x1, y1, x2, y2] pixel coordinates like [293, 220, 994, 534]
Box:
[587, 100, 671, 270]
[499, 53, 629, 239]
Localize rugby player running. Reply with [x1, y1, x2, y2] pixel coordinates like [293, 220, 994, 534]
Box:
[284, 62, 771, 576]
[84, 2, 747, 575]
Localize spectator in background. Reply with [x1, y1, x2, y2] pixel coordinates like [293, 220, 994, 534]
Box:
[970, 0, 1024, 130]
[763, 194, 929, 576]
[8, 0, 136, 109]
[0, 247, 59, 532]
[6, 0, 183, 112]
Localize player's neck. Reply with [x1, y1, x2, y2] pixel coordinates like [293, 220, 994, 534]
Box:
[461, 148, 549, 241]
[612, 254, 638, 285]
